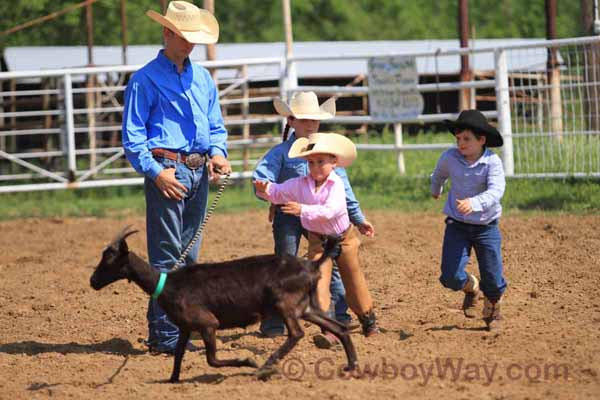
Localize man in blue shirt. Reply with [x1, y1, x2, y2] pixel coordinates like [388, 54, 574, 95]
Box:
[122, 1, 231, 354]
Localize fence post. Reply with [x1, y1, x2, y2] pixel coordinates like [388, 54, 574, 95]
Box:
[284, 58, 298, 99]
[241, 64, 250, 172]
[494, 49, 514, 177]
[63, 73, 77, 181]
[394, 123, 405, 175]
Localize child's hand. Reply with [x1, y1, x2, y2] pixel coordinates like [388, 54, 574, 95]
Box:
[456, 198, 473, 215]
[357, 220, 375, 238]
[280, 201, 302, 216]
[253, 180, 269, 194]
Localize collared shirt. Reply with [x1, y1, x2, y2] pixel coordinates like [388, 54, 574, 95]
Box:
[431, 148, 506, 225]
[252, 132, 366, 225]
[122, 50, 228, 179]
[257, 171, 350, 236]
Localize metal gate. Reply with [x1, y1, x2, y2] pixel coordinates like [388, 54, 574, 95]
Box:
[1, 36, 599, 193]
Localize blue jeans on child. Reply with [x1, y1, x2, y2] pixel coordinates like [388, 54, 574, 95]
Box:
[145, 158, 209, 352]
[260, 211, 351, 335]
[439, 217, 507, 301]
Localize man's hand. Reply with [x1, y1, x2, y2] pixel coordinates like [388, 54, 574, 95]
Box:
[280, 201, 301, 216]
[253, 180, 269, 194]
[456, 198, 473, 215]
[155, 168, 187, 200]
[208, 154, 232, 182]
[357, 220, 375, 238]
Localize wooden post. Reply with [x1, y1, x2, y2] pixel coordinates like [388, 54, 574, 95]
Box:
[7, 79, 16, 174]
[546, 0, 563, 140]
[203, 0, 218, 81]
[41, 78, 55, 167]
[581, 0, 600, 134]
[86, 1, 97, 170]
[394, 123, 405, 175]
[0, 79, 4, 172]
[282, 0, 297, 94]
[458, 0, 472, 111]
[242, 65, 250, 172]
[120, 0, 128, 65]
[361, 75, 369, 134]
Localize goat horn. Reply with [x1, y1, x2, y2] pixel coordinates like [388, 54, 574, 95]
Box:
[110, 225, 139, 246]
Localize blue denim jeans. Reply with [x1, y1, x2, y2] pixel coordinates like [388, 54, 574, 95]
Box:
[439, 217, 507, 301]
[145, 158, 208, 352]
[260, 211, 351, 335]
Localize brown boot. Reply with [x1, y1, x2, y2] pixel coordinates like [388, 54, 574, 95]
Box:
[482, 297, 502, 332]
[358, 310, 380, 337]
[462, 274, 480, 318]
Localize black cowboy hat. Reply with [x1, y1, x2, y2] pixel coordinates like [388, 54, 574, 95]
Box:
[443, 110, 504, 147]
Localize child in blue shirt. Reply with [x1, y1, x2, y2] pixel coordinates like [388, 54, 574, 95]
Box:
[431, 110, 507, 332]
[253, 92, 377, 346]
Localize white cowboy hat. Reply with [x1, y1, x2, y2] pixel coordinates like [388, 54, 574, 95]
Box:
[288, 133, 357, 168]
[146, 1, 219, 44]
[273, 92, 336, 120]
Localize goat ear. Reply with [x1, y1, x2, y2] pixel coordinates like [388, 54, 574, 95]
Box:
[118, 238, 129, 253]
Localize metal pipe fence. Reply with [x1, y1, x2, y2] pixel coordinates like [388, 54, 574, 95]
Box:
[0, 36, 599, 193]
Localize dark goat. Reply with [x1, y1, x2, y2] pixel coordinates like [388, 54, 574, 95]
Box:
[90, 227, 358, 382]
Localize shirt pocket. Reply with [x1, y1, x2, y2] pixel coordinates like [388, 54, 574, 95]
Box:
[463, 165, 488, 193]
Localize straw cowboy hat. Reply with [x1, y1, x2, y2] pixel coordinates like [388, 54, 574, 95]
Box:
[146, 1, 219, 44]
[444, 110, 504, 147]
[274, 92, 336, 120]
[289, 133, 357, 168]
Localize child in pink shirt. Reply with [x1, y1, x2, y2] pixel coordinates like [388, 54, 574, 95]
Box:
[254, 133, 379, 337]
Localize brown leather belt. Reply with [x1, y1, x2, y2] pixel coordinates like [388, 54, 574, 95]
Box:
[151, 148, 207, 170]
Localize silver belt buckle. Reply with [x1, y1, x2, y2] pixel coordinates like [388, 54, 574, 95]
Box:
[185, 153, 205, 169]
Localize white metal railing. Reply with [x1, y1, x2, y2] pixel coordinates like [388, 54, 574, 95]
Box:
[1, 36, 600, 193]
[0, 57, 285, 192]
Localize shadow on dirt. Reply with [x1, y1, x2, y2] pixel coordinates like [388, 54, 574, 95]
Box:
[0, 338, 145, 356]
[26, 354, 132, 391]
[151, 370, 257, 385]
[425, 325, 488, 332]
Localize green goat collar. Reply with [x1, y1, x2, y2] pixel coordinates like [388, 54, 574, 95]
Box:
[151, 272, 167, 299]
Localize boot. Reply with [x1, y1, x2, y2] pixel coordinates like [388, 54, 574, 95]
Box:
[462, 274, 480, 318]
[482, 297, 502, 332]
[358, 310, 380, 337]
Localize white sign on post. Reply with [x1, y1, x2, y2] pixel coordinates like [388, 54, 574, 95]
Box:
[368, 56, 424, 119]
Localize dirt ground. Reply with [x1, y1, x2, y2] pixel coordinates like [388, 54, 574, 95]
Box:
[0, 210, 599, 399]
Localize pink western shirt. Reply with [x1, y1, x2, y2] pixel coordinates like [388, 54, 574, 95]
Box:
[258, 171, 350, 236]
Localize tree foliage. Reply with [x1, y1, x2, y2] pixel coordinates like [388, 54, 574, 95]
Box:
[0, 0, 585, 49]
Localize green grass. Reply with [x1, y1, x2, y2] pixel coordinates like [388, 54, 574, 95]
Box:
[0, 182, 269, 220]
[1, 130, 599, 220]
[1, 173, 599, 221]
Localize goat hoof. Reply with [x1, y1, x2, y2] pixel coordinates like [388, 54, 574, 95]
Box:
[245, 358, 259, 368]
[343, 363, 357, 372]
[255, 366, 278, 381]
[168, 376, 180, 384]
